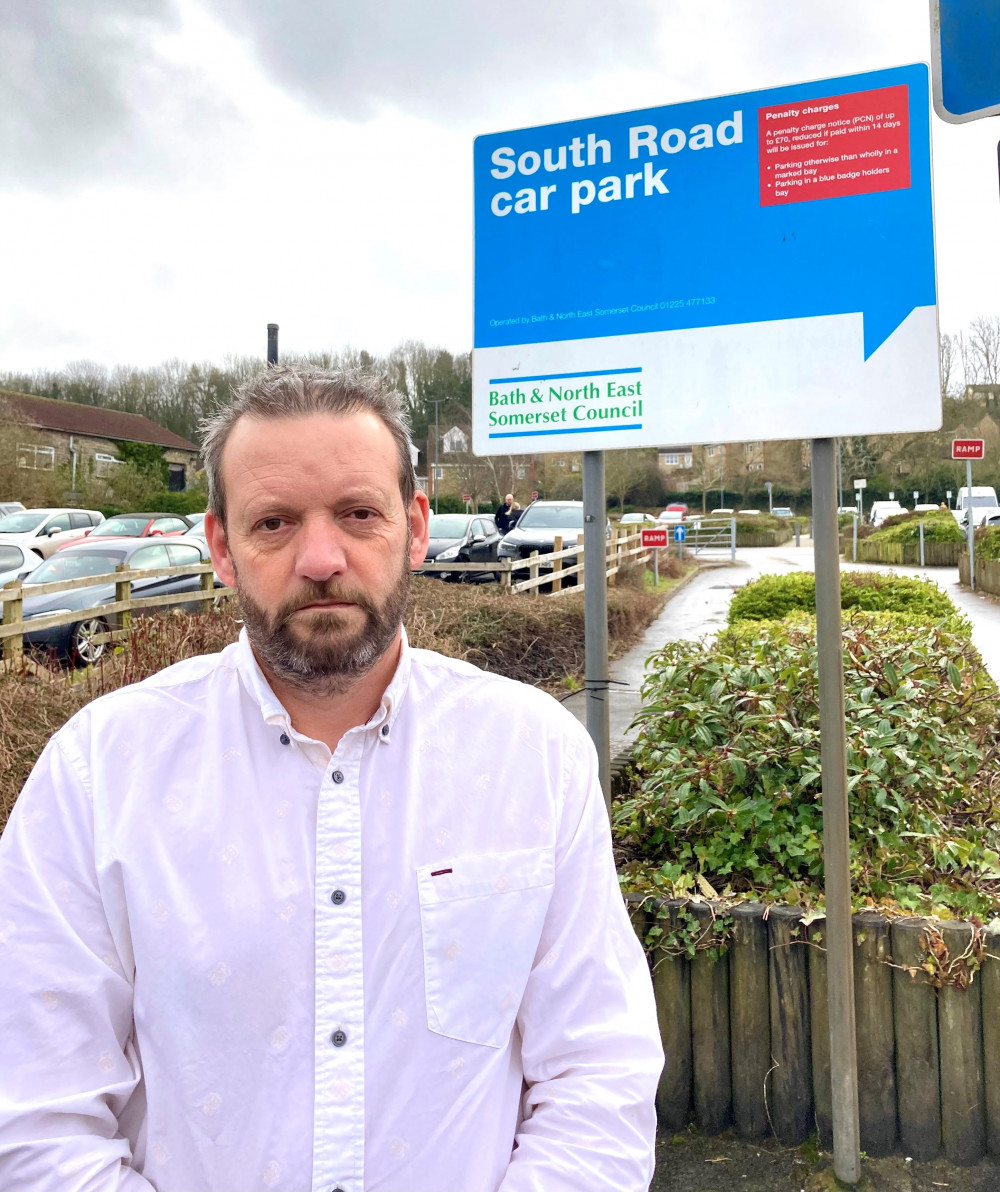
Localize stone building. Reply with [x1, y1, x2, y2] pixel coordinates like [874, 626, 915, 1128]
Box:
[1, 391, 199, 492]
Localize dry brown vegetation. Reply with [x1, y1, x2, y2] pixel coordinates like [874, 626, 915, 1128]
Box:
[0, 571, 678, 831]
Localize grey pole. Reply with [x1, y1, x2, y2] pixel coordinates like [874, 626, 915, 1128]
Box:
[852, 512, 858, 563]
[434, 402, 441, 516]
[812, 438, 861, 1185]
[967, 459, 976, 591]
[730, 516, 736, 562]
[919, 520, 925, 568]
[267, 324, 279, 366]
[582, 451, 611, 812]
[837, 437, 843, 508]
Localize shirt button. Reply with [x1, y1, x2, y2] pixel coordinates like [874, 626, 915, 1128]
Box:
[279, 732, 290, 746]
[331, 1029, 347, 1047]
[332, 770, 344, 784]
[331, 889, 346, 905]
[381, 724, 389, 737]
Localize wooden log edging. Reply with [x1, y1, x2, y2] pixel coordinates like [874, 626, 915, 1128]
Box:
[623, 894, 1000, 1163]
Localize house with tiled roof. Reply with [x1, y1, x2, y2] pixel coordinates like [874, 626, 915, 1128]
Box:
[0, 391, 200, 492]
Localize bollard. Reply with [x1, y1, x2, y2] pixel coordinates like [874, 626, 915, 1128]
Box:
[794, 523, 800, 547]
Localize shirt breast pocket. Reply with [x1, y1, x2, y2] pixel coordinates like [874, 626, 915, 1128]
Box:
[417, 846, 555, 1048]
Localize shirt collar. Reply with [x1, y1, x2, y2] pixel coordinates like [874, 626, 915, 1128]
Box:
[235, 626, 411, 742]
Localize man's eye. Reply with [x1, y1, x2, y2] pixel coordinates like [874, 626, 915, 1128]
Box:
[259, 517, 284, 532]
[351, 510, 376, 521]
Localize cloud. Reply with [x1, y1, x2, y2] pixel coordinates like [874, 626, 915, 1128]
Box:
[199, 0, 662, 121]
[0, 0, 239, 189]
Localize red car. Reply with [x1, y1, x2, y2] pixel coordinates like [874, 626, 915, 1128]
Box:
[56, 513, 194, 552]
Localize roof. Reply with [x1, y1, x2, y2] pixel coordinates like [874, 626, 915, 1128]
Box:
[0, 390, 199, 453]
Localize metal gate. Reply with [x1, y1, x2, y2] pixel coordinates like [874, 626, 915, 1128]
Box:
[680, 516, 737, 561]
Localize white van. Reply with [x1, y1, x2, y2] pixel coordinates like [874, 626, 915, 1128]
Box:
[868, 501, 907, 528]
[953, 486, 1000, 528]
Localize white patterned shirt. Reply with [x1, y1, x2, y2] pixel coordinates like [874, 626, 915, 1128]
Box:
[0, 629, 661, 1192]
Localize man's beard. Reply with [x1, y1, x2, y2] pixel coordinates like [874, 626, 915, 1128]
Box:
[235, 556, 411, 697]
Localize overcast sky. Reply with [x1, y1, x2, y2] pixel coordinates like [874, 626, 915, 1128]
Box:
[1, 0, 997, 371]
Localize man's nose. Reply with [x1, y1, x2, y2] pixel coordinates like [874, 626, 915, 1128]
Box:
[295, 518, 348, 581]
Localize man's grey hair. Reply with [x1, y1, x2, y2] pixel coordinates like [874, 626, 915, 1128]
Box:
[201, 366, 417, 527]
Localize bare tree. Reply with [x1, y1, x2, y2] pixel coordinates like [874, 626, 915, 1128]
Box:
[968, 316, 1000, 384]
[603, 449, 657, 512]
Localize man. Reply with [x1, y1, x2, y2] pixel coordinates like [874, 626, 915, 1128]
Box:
[495, 491, 516, 534]
[0, 367, 662, 1192]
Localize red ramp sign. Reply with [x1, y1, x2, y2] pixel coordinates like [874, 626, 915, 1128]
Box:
[952, 438, 984, 459]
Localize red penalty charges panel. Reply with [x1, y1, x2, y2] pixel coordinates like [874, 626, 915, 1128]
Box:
[758, 84, 910, 206]
[641, 528, 670, 548]
[952, 438, 985, 460]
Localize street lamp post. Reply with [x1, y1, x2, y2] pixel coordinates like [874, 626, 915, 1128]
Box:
[765, 479, 773, 513]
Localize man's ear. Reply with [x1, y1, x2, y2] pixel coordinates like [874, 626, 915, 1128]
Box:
[204, 511, 236, 588]
[408, 490, 431, 571]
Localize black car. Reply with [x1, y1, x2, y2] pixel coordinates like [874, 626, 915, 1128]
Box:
[419, 514, 501, 581]
[21, 537, 215, 665]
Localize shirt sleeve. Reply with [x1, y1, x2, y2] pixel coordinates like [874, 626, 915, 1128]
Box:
[499, 723, 663, 1192]
[0, 733, 154, 1192]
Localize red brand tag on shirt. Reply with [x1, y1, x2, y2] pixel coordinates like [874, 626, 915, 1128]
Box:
[758, 84, 910, 207]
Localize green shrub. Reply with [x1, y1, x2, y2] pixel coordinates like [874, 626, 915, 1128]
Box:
[727, 571, 964, 630]
[868, 510, 964, 545]
[615, 613, 1000, 918]
[975, 525, 1000, 561]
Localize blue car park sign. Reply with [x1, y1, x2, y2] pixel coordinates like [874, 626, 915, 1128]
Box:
[472, 64, 939, 456]
[931, 0, 1000, 122]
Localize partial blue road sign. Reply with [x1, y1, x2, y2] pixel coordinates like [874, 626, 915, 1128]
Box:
[674, 525, 686, 543]
[472, 65, 938, 456]
[931, 0, 1000, 122]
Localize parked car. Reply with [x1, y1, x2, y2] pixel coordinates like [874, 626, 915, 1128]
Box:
[497, 500, 608, 581]
[56, 512, 193, 552]
[420, 513, 501, 582]
[772, 507, 794, 518]
[709, 508, 735, 516]
[913, 503, 940, 514]
[21, 536, 216, 665]
[0, 501, 25, 517]
[837, 506, 859, 516]
[657, 504, 688, 523]
[867, 500, 908, 527]
[0, 507, 105, 560]
[0, 543, 41, 586]
[737, 509, 761, 516]
[619, 512, 659, 526]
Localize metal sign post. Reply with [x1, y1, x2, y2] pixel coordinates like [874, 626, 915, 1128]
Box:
[853, 478, 867, 524]
[267, 323, 279, 366]
[931, 0, 1000, 122]
[812, 438, 862, 1186]
[582, 451, 611, 809]
[953, 439, 984, 590]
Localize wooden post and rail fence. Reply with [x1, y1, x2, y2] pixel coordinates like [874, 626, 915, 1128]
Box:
[1, 562, 234, 663]
[0, 528, 665, 661]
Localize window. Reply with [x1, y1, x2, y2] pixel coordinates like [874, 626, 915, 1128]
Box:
[684, 454, 693, 468]
[515, 466, 526, 480]
[662, 453, 679, 466]
[17, 444, 54, 471]
[41, 514, 72, 534]
[151, 518, 188, 534]
[434, 466, 444, 480]
[167, 462, 186, 492]
[571, 462, 580, 472]
[167, 544, 203, 566]
[706, 446, 716, 458]
[69, 513, 92, 529]
[130, 544, 171, 571]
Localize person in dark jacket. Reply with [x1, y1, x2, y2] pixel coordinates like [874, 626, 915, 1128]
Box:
[495, 493, 515, 534]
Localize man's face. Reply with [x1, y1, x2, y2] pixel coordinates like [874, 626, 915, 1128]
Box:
[205, 411, 430, 693]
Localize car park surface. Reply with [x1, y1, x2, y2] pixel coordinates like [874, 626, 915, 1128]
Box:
[0, 508, 105, 559]
[21, 536, 215, 664]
